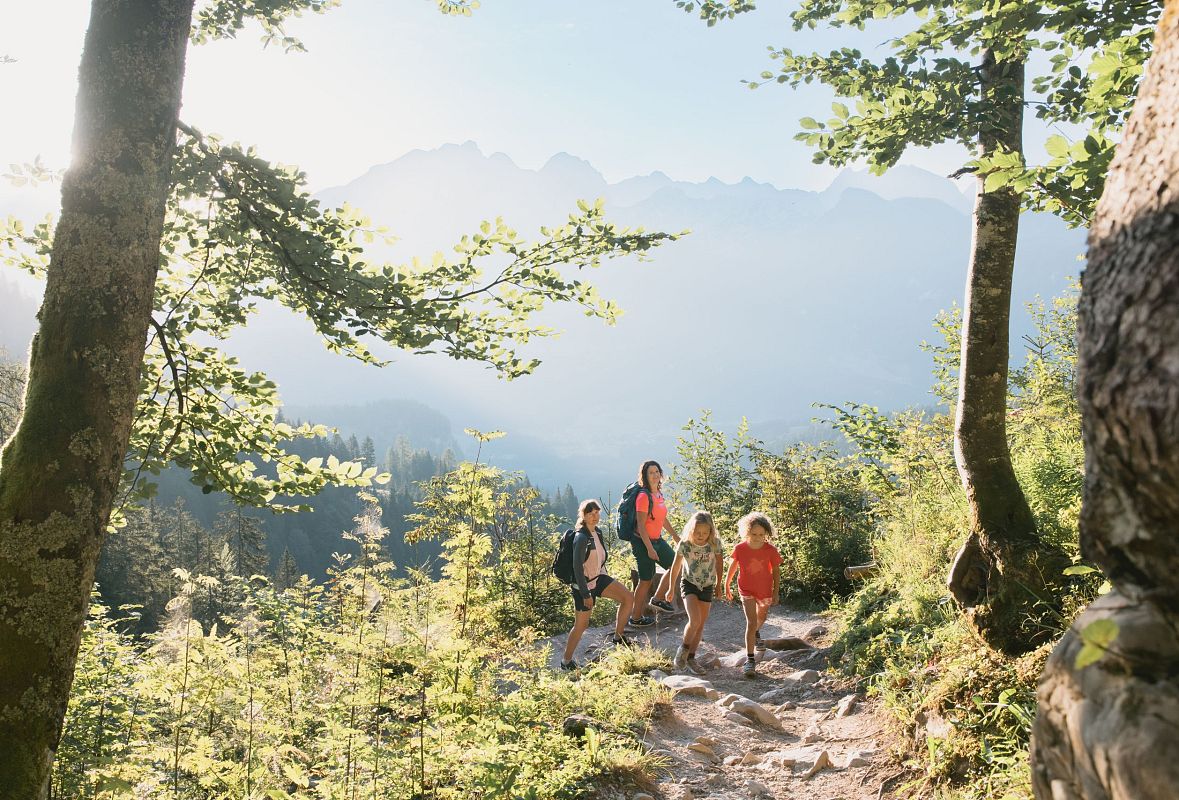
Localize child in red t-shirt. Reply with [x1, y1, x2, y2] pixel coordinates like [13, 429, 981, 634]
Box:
[723, 512, 782, 678]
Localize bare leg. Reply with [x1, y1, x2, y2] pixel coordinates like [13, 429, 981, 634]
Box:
[741, 596, 759, 655]
[683, 594, 712, 653]
[563, 609, 592, 663]
[599, 580, 634, 638]
[756, 600, 770, 636]
[632, 578, 653, 621]
[653, 568, 672, 603]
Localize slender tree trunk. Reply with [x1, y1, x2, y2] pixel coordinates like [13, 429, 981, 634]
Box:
[947, 49, 1068, 653]
[1032, 5, 1179, 797]
[0, 2, 194, 795]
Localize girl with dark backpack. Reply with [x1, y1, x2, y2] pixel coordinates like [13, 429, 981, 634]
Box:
[560, 499, 635, 671]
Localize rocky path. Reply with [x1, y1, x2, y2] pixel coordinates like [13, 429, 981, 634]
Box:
[550, 601, 894, 799]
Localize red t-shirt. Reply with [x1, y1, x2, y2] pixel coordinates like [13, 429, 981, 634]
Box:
[729, 541, 782, 599]
[634, 491, 667, 540]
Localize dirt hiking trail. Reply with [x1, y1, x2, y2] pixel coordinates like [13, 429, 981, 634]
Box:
[549, 600, 897, 800]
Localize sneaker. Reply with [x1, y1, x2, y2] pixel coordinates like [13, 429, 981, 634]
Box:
[608, 633, 636, 647]
[628, 615, 655, 628]
[742, 658, 757, 678]
[673, 646, 689, 670]
[686, 656, 706, 675]
[651, 598, 675, 613]
[755, 632, 766, 652]
[560, 659, 578, 672]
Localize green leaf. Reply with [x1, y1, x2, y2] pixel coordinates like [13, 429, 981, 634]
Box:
[1044, 135, 1070, 160]
[1063, 564, 1097, 576]
[799, 116, 822, 130]
[1074, 618, 1119, 670]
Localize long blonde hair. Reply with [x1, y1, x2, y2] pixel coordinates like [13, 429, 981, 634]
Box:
[682, 510, 720, 549]
[575, 499, 602, 530]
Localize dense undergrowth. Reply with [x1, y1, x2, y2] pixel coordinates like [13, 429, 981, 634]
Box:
[54, 474, 666, 800]
[823, 290, 1100, 799]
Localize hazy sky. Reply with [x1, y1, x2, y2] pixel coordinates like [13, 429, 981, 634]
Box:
[0, 0, 972, 199]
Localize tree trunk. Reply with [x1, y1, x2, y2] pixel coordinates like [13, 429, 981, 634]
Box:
[1032, 4, 1179, 797]
[947, 49, 1068, 653]
[0, 1, 194, 795]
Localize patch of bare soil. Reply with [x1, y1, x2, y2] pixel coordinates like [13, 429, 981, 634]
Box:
[550, 601, 899, 800]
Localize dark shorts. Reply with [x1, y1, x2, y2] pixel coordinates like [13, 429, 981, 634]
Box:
[631, 536, 675, 581]
[681, 579, 714, 603]
[571, 574, 616, 612]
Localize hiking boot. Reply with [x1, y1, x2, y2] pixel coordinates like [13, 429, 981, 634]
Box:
[743, 658, 757, 678]
[651, 598, 675, 613]
[560, 659, 578, 672]
[628, 615, 654, 628]
[755, 632, 766, 652]
[686, 656, 706, 675]
[608, 633, 636, 647]
[673, 646, 688, 670]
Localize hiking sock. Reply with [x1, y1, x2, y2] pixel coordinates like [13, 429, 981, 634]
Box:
[747, 652, 755, 660]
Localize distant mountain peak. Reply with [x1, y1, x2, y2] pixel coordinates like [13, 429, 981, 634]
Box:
[821, 165, 972, 214]
[540, 151, 607, 184]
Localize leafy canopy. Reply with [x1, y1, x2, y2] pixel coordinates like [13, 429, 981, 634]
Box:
[1, 0, 679, 514]
[683, 0, 1161, 227]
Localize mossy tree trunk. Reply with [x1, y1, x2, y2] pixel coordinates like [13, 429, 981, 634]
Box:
[1032, 4, 1179, 797]
[947, 49, 1069, 653]
[0, 1, 194, 795]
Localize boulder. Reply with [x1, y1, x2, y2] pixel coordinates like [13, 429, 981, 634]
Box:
[661, 674, 718, 699]
[723, 755, 742, 766]
[844, 749, 876, 768]
[758, 687, 790, 705]
[785, 669, 821, 685]
[835, 693, 859, 717]
[728, 697, 783, 728]
[757, 750, 800, 768]
[762, 636, 813, 650]
[801, 750, 833, 779]
[721, 709, 758, 728]
[716, 692, 744, 708]
[687, 742, 718, 763]
[745, 779, 773, 797]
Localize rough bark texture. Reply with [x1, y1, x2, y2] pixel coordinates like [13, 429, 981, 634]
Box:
[1031, 4, 1179, 798]
[948, 49, 1069, 653]
[0, 1, 194, 796]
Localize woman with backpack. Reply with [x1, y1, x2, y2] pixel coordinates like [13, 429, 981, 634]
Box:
[560, 499, 635, 671]
[625, 460, 680, 628]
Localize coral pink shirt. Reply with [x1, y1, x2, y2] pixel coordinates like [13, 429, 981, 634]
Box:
[634, 491, 667, 540]
[729, 541, 782, 599]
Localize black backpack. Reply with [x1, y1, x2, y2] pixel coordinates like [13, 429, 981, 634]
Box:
[552, 528, 578, 584]
[615, 482, 652, 543]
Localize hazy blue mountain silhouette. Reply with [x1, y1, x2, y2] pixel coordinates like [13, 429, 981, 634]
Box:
[0, 143, 1084, 495]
